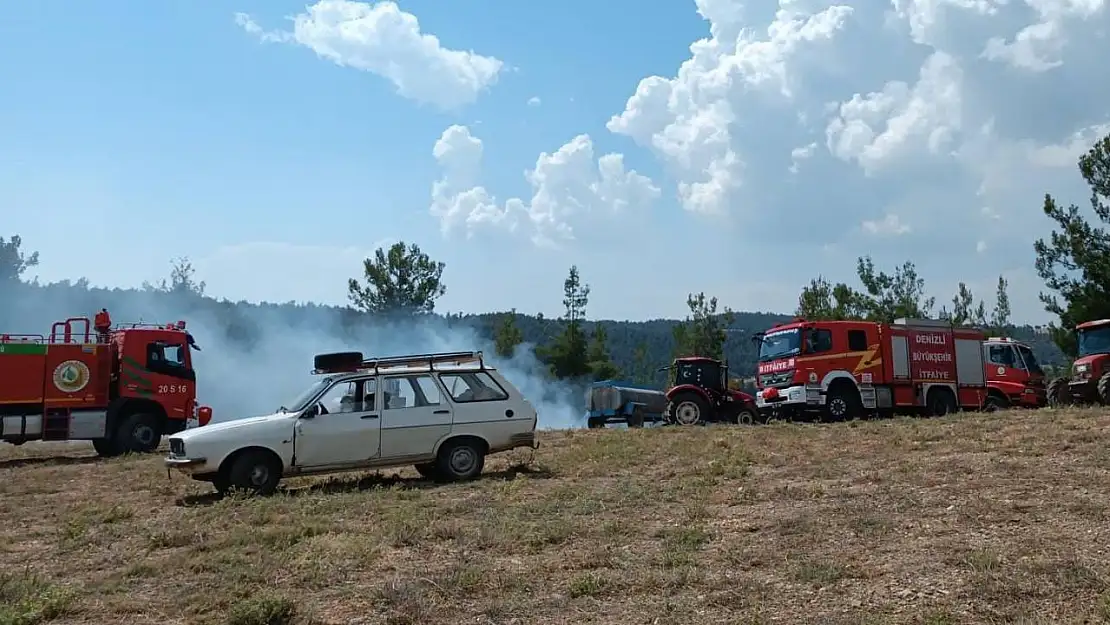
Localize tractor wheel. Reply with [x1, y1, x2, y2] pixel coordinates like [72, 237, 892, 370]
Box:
[1097, 373, 1110, 405]
[116, 413, 162, 454]
[734, 408, 756, 426]
[824, 384, 861, 422]
[668, 393, 711, 426]
[1047, 377, 1070, 408]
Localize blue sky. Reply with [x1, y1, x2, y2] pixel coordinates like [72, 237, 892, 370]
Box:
[2, 0, 1108, 324]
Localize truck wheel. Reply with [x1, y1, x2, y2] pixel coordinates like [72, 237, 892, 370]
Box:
[926, 388, 958, 417]
[92, 438, 121, 458]
[982, 394, 1009, 412]
[1047, 377, 1070, 407]
[435, 439, 486, 482]
[824, 385, 861, 422]
[414, 463, 439, 480]
[668, 392, 710, 426]
[734, 408, 756, 425]
[116, 413, 162, 453]
[226, 450, 282, 496]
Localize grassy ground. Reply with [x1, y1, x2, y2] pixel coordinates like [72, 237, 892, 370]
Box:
[2, 408, 1110, 625]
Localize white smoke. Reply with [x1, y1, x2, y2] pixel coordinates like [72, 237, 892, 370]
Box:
[0, 280, 585, 429]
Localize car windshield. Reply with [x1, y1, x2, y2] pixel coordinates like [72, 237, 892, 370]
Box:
[1078, 325, 1110, 357]
[1015, 344, 1044, 376]
[279, 377, 333, 413]
[759, 328, 801, 362]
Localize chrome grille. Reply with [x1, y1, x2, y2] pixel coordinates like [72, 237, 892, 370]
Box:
[169, 438, 185, 457]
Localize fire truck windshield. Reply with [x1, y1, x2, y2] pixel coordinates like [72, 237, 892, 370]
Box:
[1078, 325, 1110, 357]
[280, 377, 333, 413]
[1015, 344, 1044, 376]
[759, 328, 801, 362]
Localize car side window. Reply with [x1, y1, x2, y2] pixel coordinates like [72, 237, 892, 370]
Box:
[847, 330, 868, 352]
[438, 372, 509, 403]
[383, 375, 443, 409]
[318, 379, 376, 414]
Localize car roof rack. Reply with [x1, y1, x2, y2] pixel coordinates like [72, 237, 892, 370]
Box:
[315, 350, 487, 375]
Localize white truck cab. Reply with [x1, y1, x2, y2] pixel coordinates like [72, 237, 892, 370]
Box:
[165, 350, 538, 495]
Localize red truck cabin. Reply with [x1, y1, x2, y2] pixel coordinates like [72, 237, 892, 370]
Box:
[982, 337, 1047, 408]
[755, 317, 988, 420]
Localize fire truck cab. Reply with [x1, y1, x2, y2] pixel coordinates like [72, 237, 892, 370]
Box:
[754, 317, 989, 421]
[981, 337, 1047, 409]
[0, 313, 213, 457]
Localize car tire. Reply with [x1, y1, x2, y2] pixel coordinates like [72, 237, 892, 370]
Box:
[226, 450, 282, 496]
[116, 413, 162, 453]
[435, 440, 486, 482]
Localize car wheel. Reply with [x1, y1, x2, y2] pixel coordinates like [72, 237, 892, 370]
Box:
[227, 450, 282, 496]
[116, 413, 162, 453]
[435, 440, 486, 482]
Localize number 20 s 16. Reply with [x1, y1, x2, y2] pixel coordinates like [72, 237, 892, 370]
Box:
[158, 385, 188, 394]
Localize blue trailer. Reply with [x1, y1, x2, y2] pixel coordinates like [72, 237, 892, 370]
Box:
[584, 379, 668, 428]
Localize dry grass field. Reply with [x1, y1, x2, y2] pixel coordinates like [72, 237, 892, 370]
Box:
[2, 408, 1110, 625]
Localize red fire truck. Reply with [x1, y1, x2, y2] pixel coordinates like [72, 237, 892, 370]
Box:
[753, 317, 989, 421]
[981, 336, 1047, 409]
[0, 312, 213, 457]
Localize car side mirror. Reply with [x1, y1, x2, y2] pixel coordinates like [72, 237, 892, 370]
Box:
[301, 404, 319, 419]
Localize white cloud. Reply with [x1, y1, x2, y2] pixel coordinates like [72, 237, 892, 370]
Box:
[861, 213, 911, 236]
[981, 0, 1105, 72]
[429, 127, 660, 247]
[604, 1, 854, 215]
[789, 142, 817, 174]
[527, 96, 541, 107]
[826, 51, 963, 176]
[234, 1, 504, 110]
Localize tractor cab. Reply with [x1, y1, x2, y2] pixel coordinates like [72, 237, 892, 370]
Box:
[1047, 319, 1110, 407]
[671, 357, 726, 393]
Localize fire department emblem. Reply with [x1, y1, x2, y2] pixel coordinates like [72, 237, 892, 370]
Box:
[53, 359, 91, 394]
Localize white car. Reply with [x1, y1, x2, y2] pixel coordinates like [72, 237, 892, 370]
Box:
[165, 350, 539, 495]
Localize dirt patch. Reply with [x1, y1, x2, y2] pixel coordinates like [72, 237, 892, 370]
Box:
[1, 407, 1110, 624]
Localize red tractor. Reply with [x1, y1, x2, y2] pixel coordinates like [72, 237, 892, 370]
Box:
[1047, 318, 1110, 407]
[662, 356, 759, 426]
[0, 311, 213, 457]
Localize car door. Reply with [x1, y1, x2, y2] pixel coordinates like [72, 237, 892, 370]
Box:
[294, 376, 382, 468]
[379, 373, 452, 460]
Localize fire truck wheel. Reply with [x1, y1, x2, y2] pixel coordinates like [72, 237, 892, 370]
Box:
[117, 413, 162, 453]
[227, 450, 282, 496]
[982, 394, 1009, 412]
[734, 408, 756, 426]
[926, 388, 958, 417]
[92, 438, 121, 458]
[669, 393, 710, 426]
[824, 385, 861, 422]
[1097, 373, 1110, 405]
[1047, 377, 1070, 407]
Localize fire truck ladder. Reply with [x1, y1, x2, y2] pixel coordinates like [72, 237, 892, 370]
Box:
[42, 408, 72, 441]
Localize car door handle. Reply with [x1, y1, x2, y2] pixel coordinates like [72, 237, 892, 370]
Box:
[433, 410, 449, 414]
[360, 414, 378, 419]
